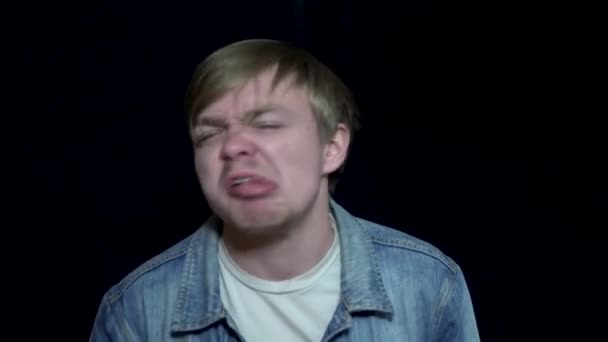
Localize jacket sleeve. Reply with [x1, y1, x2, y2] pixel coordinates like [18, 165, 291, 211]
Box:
[434, 265, 481, 342]
[89, 294, 134, 342]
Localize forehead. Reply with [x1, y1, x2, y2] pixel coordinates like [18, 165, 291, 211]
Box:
[198, 68, 310, 120]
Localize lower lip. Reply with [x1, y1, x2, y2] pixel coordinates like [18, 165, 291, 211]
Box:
[227, 180, 278, 199]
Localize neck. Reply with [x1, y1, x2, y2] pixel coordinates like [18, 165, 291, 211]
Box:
[221, 196, 334, 281]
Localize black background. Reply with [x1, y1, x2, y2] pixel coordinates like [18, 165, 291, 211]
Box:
[10, 1, 606, 341]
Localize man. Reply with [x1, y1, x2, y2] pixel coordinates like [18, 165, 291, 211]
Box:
[90, 39, 480, 341]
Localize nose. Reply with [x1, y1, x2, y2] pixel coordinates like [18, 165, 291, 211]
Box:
[220, 127, 257, 160]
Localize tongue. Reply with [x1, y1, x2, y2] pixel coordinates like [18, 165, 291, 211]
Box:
[228, 179, 277, 198]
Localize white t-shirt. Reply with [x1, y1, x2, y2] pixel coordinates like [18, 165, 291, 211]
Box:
[218, 216, 341, 342]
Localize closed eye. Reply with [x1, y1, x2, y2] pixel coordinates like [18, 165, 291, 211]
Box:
[194, 129, 222, 146]
[253, 122, 282, 129]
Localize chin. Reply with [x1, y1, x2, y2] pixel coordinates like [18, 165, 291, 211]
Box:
[231, 209, 286, 229]
[230, 219, 292, 243]
[209, 197, 283, 225]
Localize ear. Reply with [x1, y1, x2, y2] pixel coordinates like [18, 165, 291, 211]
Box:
[322, 123, 350, 175]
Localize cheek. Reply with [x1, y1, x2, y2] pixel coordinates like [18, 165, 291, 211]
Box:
[273, 131, 324, 175]
[193, 153, 205, 174]
[194, 152, 217, 182]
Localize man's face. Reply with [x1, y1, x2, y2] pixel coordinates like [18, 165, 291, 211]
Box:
[191, 68, 345, 235]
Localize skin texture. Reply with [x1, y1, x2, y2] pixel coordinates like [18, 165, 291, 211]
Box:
[191, 67, 350, 280]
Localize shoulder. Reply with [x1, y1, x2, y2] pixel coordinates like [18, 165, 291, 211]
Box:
[352, 217, 480, 341]
[356, 217, 460, 275]
[102, 229, 200, 304]
[330, 198, 460, 276]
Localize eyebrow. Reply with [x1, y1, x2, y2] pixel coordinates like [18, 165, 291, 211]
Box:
[196, 116, 226, 128]
[194, 104, 286, 128]
[242, 104, 284, 122]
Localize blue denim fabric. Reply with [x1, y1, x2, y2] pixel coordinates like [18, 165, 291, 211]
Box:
[90, 199, 480, 341]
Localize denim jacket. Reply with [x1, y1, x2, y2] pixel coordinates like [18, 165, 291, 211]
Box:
[90, 199, 480, 341]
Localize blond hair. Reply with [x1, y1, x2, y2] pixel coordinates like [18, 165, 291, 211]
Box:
[184, 39, 360, 193]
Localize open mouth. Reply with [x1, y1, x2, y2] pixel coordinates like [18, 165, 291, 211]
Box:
[226, 175, 278, 198]
[232, 177, 253, 186]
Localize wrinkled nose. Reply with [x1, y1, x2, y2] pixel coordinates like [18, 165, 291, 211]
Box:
[220, 128, 257, 160]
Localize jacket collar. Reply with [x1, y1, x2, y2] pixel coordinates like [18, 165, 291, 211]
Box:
[171, 214, 226, 332]
[330, 198, 393, 315]
[171, 198, 393, 333]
